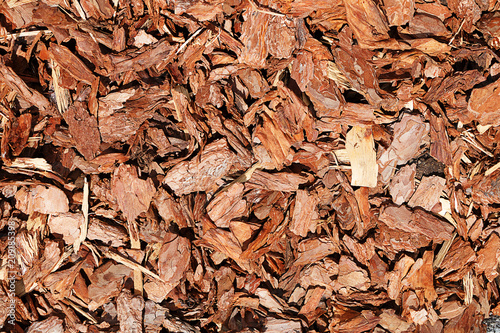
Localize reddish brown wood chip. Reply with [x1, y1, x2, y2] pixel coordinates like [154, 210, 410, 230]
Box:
[117, 290, 144, 333]
[289, 190, 319, 237]
[163, 139, 237, 195]
[111, 164, 156, 222]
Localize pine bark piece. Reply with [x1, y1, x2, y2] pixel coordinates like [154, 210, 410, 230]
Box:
[407, 14, 450, 37]
[111, 164, 156, 223]
[383, 0, 414, 26]
[87, 217, 129, 247]
[207, 183, 247, 228]
[290, 51, 314, 92]
[402, 251, 437, 304]
[471, 169, 500, 205]
[442, 300, 482, 332]
[289, 190, 319, 237]
[299, 286, 326, 324]
[198, 228, 243, 263]
[47, 213, 82, 245]
[144, 301, 166, 333]
[98, 87, 170, 144]
[387, 255, 415, 300]
[345, 126, 378, 188]
[389, 164, 416, 206]
[294, 237, 340, 266]
[299, 264, 337, 290]
[117, 289, 144, 333]
[162, 316, 201, 333]
[468, 79, 500, 126]
[26, 316, 64, 333]
[475, 233, 500, 281]
[109, 39, 177, 75]
[376, 205, 454, 255]
[158, 233, 191, 286]
[343, 235, 375, 267]
[436, 237, 475, 281]
[0, 60, 54, 116]
[9, 113, 32, 156]
[447, 0, 481, 33]
[49, 43, 96, 85]
[112, 26, 126, 52]
[424, 70, 485, 105]
[263, 318, 302, 333]
[153, 189, 189, 229]
[368, 253, 389, 289]
[378, 114, 430, 183]
[0, 286, 10, 327]
[331, 188, 361, 233]
[253, 112, 295, 170]
[344, 0, 390, 48]
[333, 310, 380, 332]
[163, 139, 236, 196]
[334, 256, 370, 292]
[88, 262, 133, 311]
[63, 102, 100, 160]
[407, 175, 446, 212]
[266, 16, 300, 59]
[379, 309, 413, 333]
[15, 185, 69, 215]
[246, 170, 308, 192]
[73, 153, 130, 174]
[237, 68, 270, 99]
[415, 2, 452, 20]
[23, 240, 62, 294]
[438, 301, 466, 320]
[229, 221, 260, 245]
[256, 288, 284, 313]
[239, 9, 269, 68]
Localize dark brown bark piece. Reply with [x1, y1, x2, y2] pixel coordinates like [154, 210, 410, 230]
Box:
[63, 102, 100, 160]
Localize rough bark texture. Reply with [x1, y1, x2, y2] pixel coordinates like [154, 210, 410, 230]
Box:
[1, 0, 500, 332]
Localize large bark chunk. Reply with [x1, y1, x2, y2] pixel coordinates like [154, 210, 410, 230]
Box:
[111, 164, 156, 222]
[163, 139, 237, 195]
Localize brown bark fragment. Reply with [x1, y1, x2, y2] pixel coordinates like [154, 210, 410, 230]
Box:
[26, 316, 64, 333]
[15, 185, 69, 215]
[163, 139, 237, 195]
[88, 262, 133, 311]
[111, 164, 156, 222]
[158, 233, 191, 285]
[407, 175, 446, 212]
[117, 289, 144, 333]
[376, 205, 454, 255]
[48, 213, 82, 245]
[263, 318, 302, 332]
[475, 233, 500, 281]
[63, 102, 100, 160]
[344, 0, 390, 47]
[383, 0, 414, 26]
[378, 114, 429, 183]
[437, 237, 475, 281]
[471, 169, 500, 205]
[389, 163, 416, 205]
[0, 60, 54, 115]
[207, 183, 247, 228]
[289, 190, 319, 237]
